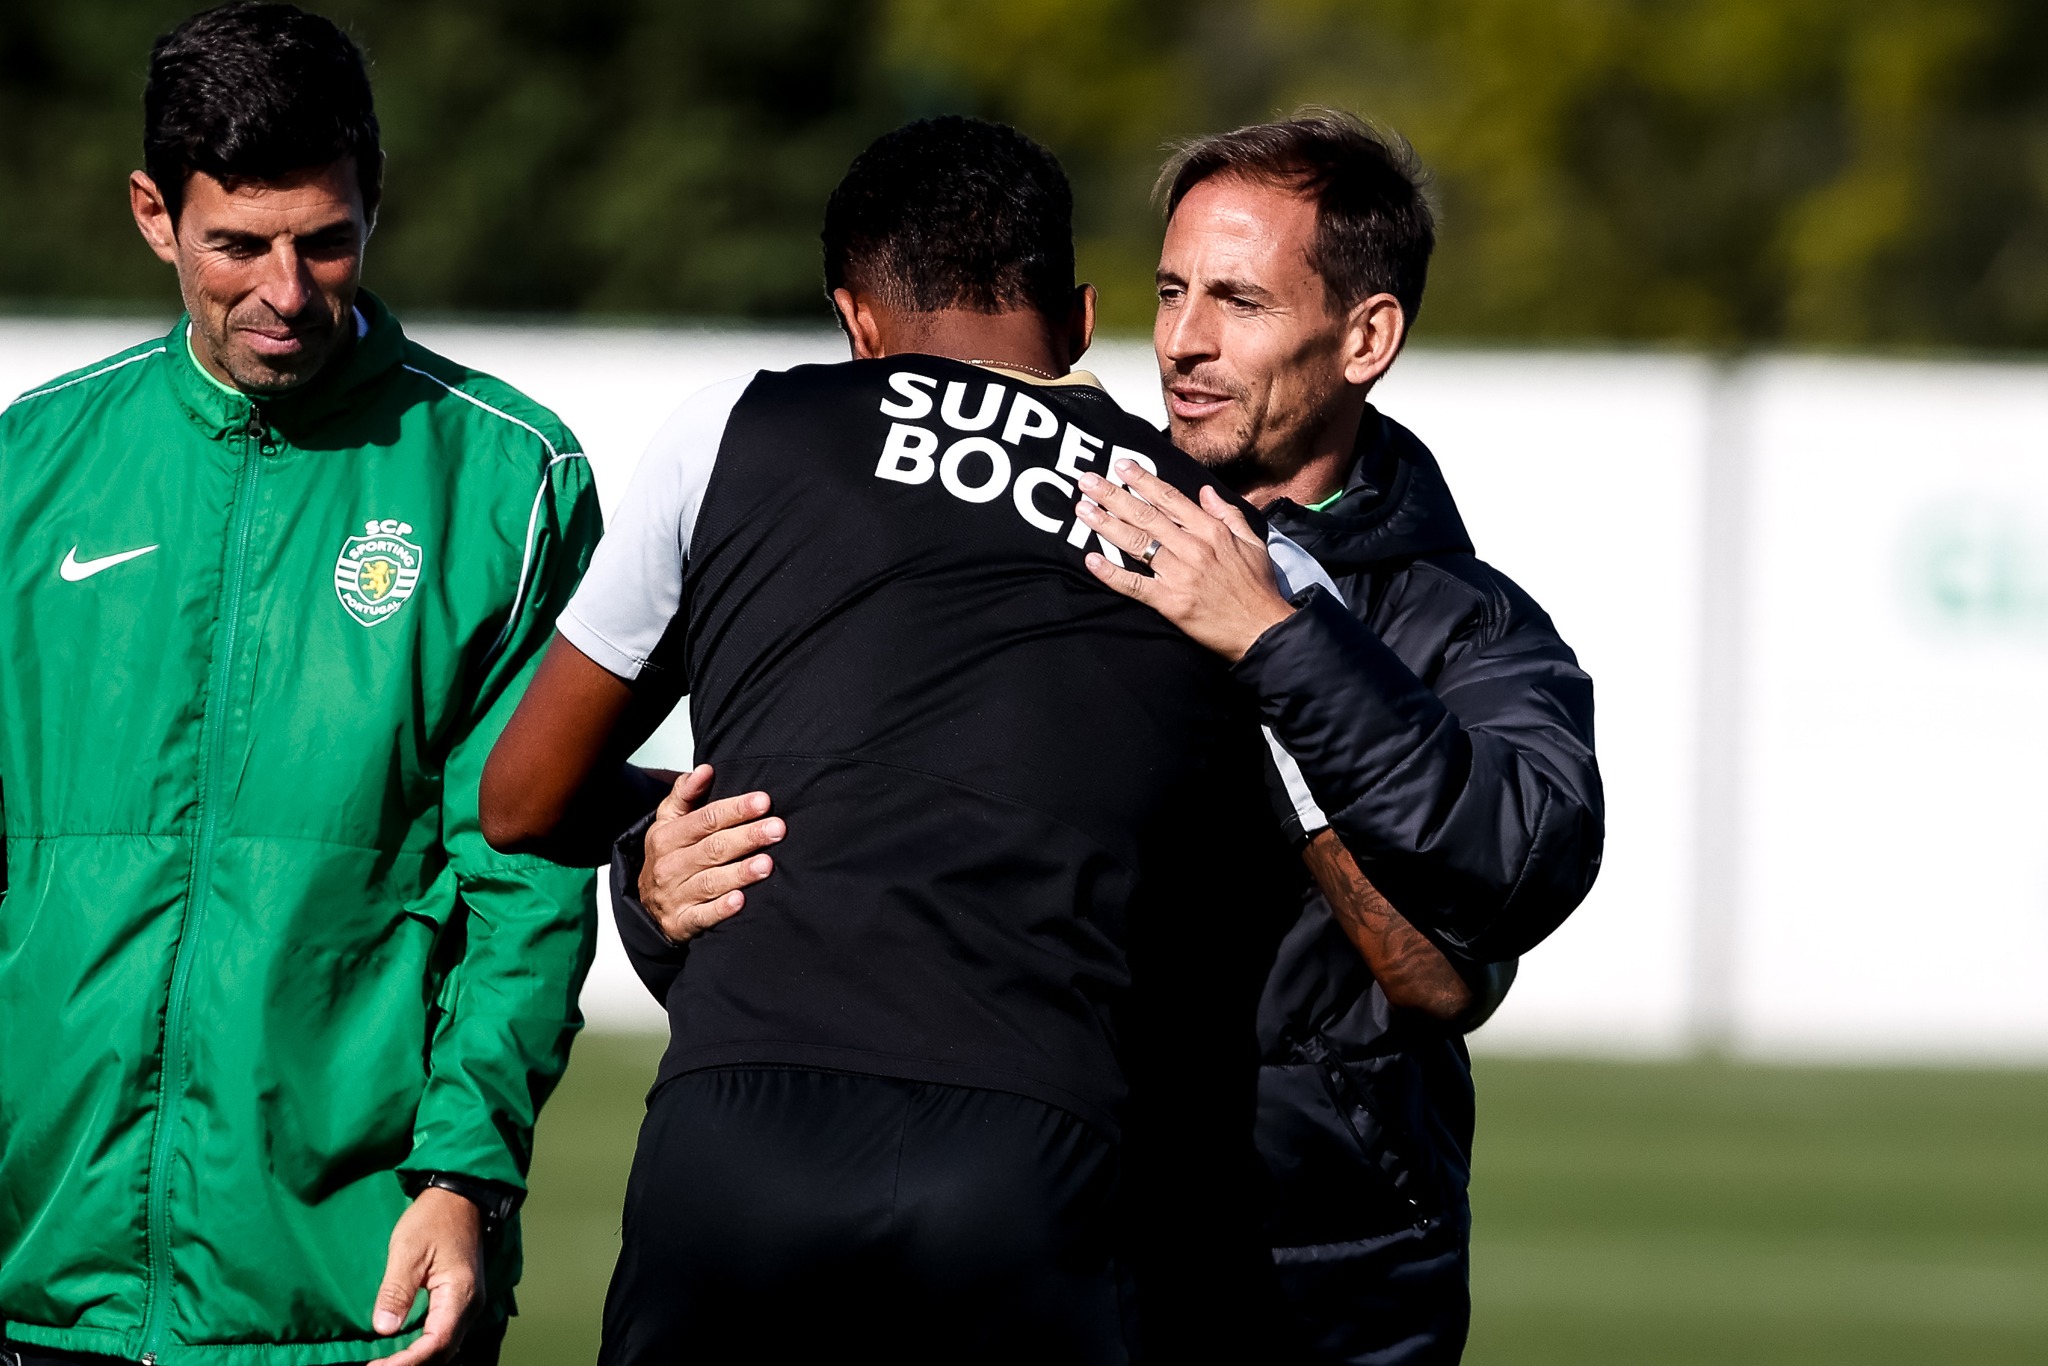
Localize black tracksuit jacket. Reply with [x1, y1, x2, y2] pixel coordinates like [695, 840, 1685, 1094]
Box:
[1231, 408, 1603, 1364]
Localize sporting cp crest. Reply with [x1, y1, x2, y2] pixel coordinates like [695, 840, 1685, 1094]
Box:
[334, 518, 424, 627]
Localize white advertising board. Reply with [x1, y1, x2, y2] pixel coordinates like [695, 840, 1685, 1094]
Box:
[4, 318, 2043, 1059]
[1370, 354, 1712, 1054]
[1734, 359, 2048, 1059]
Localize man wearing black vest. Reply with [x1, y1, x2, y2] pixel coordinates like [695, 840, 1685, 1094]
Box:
[1081, 112, 1606, 1364]
[481, 118, 1342, 1364]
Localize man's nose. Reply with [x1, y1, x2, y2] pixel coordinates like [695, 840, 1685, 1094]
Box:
[258, 240, 315, 316]
[1160, 296, 1219, 367]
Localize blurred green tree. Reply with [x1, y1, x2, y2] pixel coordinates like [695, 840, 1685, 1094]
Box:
[5, 0, 2048, 348]
[0, 0, 895, 319]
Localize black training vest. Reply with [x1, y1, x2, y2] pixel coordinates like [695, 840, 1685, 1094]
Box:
[646, 357, 1297, 1137]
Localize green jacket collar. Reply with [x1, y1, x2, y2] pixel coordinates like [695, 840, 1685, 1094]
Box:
[165, 290, 408, 440]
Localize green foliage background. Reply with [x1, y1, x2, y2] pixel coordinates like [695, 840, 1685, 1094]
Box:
[7, 0, 2048, 346]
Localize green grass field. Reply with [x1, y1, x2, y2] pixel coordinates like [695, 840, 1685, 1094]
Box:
[502, 1035, 2048, 1365]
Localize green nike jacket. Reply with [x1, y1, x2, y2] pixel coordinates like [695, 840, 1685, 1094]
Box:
[0, 294, 600, 1365]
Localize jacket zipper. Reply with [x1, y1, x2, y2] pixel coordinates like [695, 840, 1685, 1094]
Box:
[139, 406, 267, 1363]
[1301, 1034, 1431, 1232]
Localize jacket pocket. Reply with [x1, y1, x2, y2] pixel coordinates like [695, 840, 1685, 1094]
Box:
[1298, 1035, 1439, 1233]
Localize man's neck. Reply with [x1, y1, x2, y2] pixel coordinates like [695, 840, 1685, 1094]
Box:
[889, 307, 1071, 378]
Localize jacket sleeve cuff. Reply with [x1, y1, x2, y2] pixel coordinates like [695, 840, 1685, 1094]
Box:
[1455, 957, 1519, 1033]
[1232, 586, 1450, 823]
[397, 1169, 524, 1229]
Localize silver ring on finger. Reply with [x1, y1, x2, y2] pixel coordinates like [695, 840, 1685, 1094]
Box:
[1138, 537, 1163, 566]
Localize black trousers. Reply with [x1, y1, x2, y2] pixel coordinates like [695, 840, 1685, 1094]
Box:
[598, 1066, 1127, 1366]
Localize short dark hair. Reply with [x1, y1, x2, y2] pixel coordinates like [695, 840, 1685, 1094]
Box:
[1159, 109, 1435, 324]
[144, 2, 381, 223]
[823, 116, 1076, 320]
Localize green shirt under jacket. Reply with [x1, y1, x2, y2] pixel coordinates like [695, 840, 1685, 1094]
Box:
[0, 295, 600, 1365]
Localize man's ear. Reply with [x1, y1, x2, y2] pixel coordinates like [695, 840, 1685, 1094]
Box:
[832, 287, 888, 360]
[364, 151, 386, 238]
[1342, 292, 1407, 389]
[130, 171, 180, 266]
[1064, 284, 1098, 367]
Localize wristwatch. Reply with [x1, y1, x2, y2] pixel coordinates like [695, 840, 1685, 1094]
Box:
[412, 1170, 520, 1238]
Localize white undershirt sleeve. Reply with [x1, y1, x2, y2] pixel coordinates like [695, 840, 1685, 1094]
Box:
[1260, 527, 1343, 837]
[556, 373, 756, 681]
[1265, 528, 1339, 605]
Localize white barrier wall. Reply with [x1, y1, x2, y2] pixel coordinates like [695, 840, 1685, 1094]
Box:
[1733, 362, 2048, 1060]
[4, 319, 2042, 1060]
[1371, 356, 1715, 1056]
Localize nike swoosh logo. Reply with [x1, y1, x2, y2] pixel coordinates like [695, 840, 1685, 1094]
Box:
[60, 544, 159, 581]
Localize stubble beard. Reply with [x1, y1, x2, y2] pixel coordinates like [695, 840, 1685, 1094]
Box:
[1172, 409, 1264, 491]
[1165, 363, 1264, 490]
[191, 299, 342, 396]
[1171, 366, 1346, 498]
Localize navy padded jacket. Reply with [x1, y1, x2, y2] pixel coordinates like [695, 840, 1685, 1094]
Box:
[1234, 408, 1602, 1362]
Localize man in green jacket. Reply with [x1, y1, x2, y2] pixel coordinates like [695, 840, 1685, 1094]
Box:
[0, 7, 600, 1365]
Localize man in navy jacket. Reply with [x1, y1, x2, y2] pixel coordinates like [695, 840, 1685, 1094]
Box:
[624, 110, 1601, 1365]
[1078, 111, 1604, 1363]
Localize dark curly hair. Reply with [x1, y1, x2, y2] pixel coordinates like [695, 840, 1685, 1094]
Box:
[823, 116, 1076, 321]
[144, 2, 381, 223]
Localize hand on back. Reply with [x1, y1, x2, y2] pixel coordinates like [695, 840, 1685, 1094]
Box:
[1075, 462, 1296, 662]
[639, 766, 784, 943]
